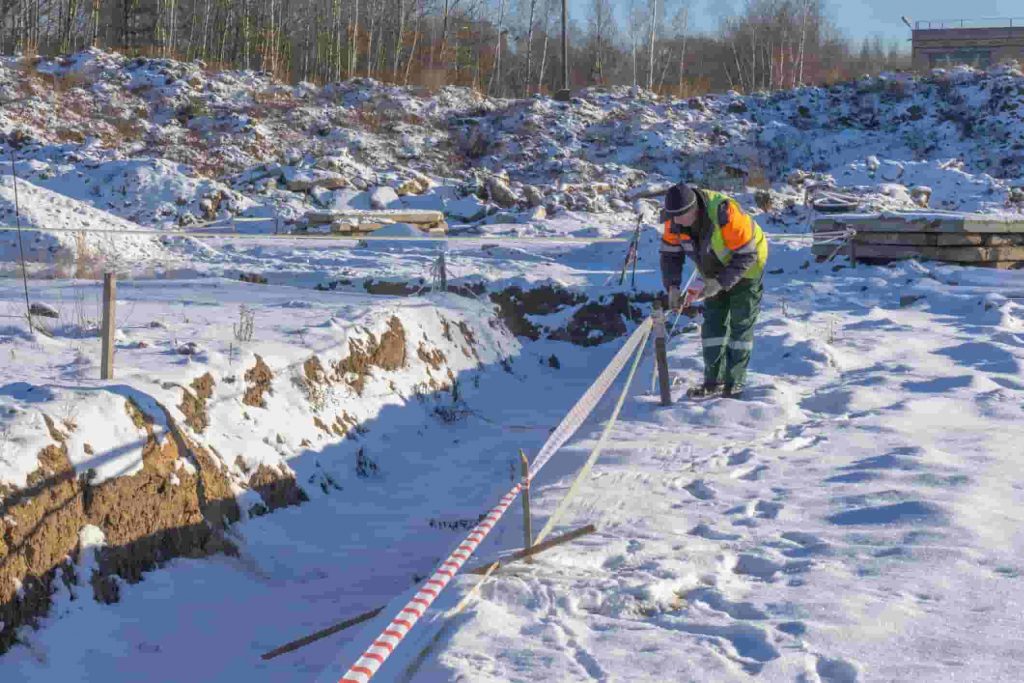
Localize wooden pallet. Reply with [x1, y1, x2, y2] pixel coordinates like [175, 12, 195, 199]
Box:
[811, 213, 1024, 268]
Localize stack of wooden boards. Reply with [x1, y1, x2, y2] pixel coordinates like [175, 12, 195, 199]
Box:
[813, 212, 1024, 269]
[301, 209, 447, 235]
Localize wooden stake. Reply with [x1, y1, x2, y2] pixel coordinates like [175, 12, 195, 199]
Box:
[520, 450, 532, 563]
[467, 523, 597, 575]
[260, 606, 383, 661]
[652, 302, 671, 406]
[100, 272, 116, 380]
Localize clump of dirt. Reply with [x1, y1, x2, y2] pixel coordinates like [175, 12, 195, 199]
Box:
[489, 285, 585, 339]
[331, 412, 361, 438]
[551, 293, 643, 347]
[243, 355, 273, 408]
[331, 317, 407, 394]
[246, 464, 308, 517]
[363, 278, 420, 296]
[417, 343, 446, 370]
[179, 372, 215, 433]
[304, 355, 328, 385]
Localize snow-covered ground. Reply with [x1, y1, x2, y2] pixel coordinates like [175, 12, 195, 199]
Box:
[1, 50, 1024, 683]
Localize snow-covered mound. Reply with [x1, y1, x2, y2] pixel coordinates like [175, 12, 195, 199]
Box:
[0, 176, 166, 269]
[3, 50, 1024, 240]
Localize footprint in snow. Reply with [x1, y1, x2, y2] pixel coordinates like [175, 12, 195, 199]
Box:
[683, 587, 768, 620]
[689, 523, 741, 541]
[811, 654, 861, 683]
[780, 531, 830, 558]
[755, 500, 783, 519]
[732, 553, 812, 581]
[684, 479, 716, 500]
[826, 501, 947, 527]
[736, 464, 770, 481]
[776, 621, 807, 637]
[727, 448, 755, 465]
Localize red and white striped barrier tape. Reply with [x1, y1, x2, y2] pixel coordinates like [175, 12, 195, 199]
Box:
[337, 317, 654, 682]
[339, 484, 523, 683]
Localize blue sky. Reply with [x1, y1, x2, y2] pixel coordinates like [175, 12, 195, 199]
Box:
[572, 0, 1022, 44]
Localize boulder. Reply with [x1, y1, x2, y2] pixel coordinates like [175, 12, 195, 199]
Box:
[369, 186, 400, 210]
[446, 196, 489, 222]
[486, 175, 519, 208]
[880, 160, 904, 182]
[523, 185, 545, 208]
[521, 206, 547, 222]
[910, 186, 932, 208]
[283, 168, 349, 192]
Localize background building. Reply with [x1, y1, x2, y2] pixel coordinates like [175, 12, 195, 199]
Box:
[912, 17, 1024, 70]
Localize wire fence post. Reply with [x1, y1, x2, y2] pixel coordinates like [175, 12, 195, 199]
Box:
[519, 449, 533, 563]
[100, 272, 116, 380]
[652, 302, 671, 406]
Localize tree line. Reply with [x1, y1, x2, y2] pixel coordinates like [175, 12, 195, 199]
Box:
[0, 0, 909, 96]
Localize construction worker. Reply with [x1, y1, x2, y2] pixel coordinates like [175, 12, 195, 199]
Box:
[660, 183, 768, 399]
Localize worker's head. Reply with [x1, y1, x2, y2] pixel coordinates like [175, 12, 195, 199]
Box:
[664, 183, 698, 228]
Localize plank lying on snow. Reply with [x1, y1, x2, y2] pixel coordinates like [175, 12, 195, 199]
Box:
[305, 209, 445, 225]
[813, 213, 1024, 234]
[840, 232, 1024, 247]
[835, 243, 1024, 262]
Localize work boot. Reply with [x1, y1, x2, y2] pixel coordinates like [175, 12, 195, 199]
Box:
[722, 384, 745, 400]
[686, 382, 723, 399]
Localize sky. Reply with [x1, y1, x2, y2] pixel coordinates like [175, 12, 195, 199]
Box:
[572, 0, 1023, 45]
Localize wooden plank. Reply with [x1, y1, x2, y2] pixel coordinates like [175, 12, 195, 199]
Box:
[853, 232, 935, 246]
[813, 215, 966, 234]
[848, 244, 1024, 263]
[815, 215, 1024, 235]
[260, 607, 384, 660]
[467, 524, 597, 575]
[306, 209, 444, 225]
[844, 233, 1024, 248]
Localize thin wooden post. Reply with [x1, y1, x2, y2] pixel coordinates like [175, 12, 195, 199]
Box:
[848, 238, 857, 268]
[520, 450, 532, 563]
[100, 272, 116, 380]
[652, 302, 671, 406]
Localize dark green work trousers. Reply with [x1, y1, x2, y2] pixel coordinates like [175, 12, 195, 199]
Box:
[701, 278, 763, 388]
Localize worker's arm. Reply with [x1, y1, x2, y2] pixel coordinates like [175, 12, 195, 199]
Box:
[659, 250, 685, 291]
[716, 202, 758, 291]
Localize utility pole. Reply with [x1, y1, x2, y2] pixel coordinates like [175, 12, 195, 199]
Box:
[554, 0, 570, 100]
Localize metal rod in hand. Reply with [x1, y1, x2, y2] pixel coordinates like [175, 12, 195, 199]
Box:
[652, 302, 671, 406]
[520, 450, 533, 563]
[101, 272, 116, 380]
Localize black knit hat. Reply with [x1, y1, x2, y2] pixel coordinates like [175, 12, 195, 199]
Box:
[664, 183, 697, 216]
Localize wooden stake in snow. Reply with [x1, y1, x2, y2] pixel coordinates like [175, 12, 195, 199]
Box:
[652, 302, 671, 406]
[520, 450, 533, 563]
[101, 272, 116, 380]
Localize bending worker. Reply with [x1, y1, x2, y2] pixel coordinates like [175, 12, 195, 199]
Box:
[659, 183, 768, 400]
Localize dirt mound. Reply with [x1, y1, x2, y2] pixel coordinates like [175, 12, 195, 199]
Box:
[179, 373, 214, 433]
[243, 355, 273, 408]
[331, 317, 407, 394]
[246, 465, 308, 517]
[0, 397, 241, 653]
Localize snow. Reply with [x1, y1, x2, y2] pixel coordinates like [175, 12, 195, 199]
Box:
[1, 49, 1024, 683]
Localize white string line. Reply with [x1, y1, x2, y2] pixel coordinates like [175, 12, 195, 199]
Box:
[0, 224, 855, 244]
[535, 322, 652, 544]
